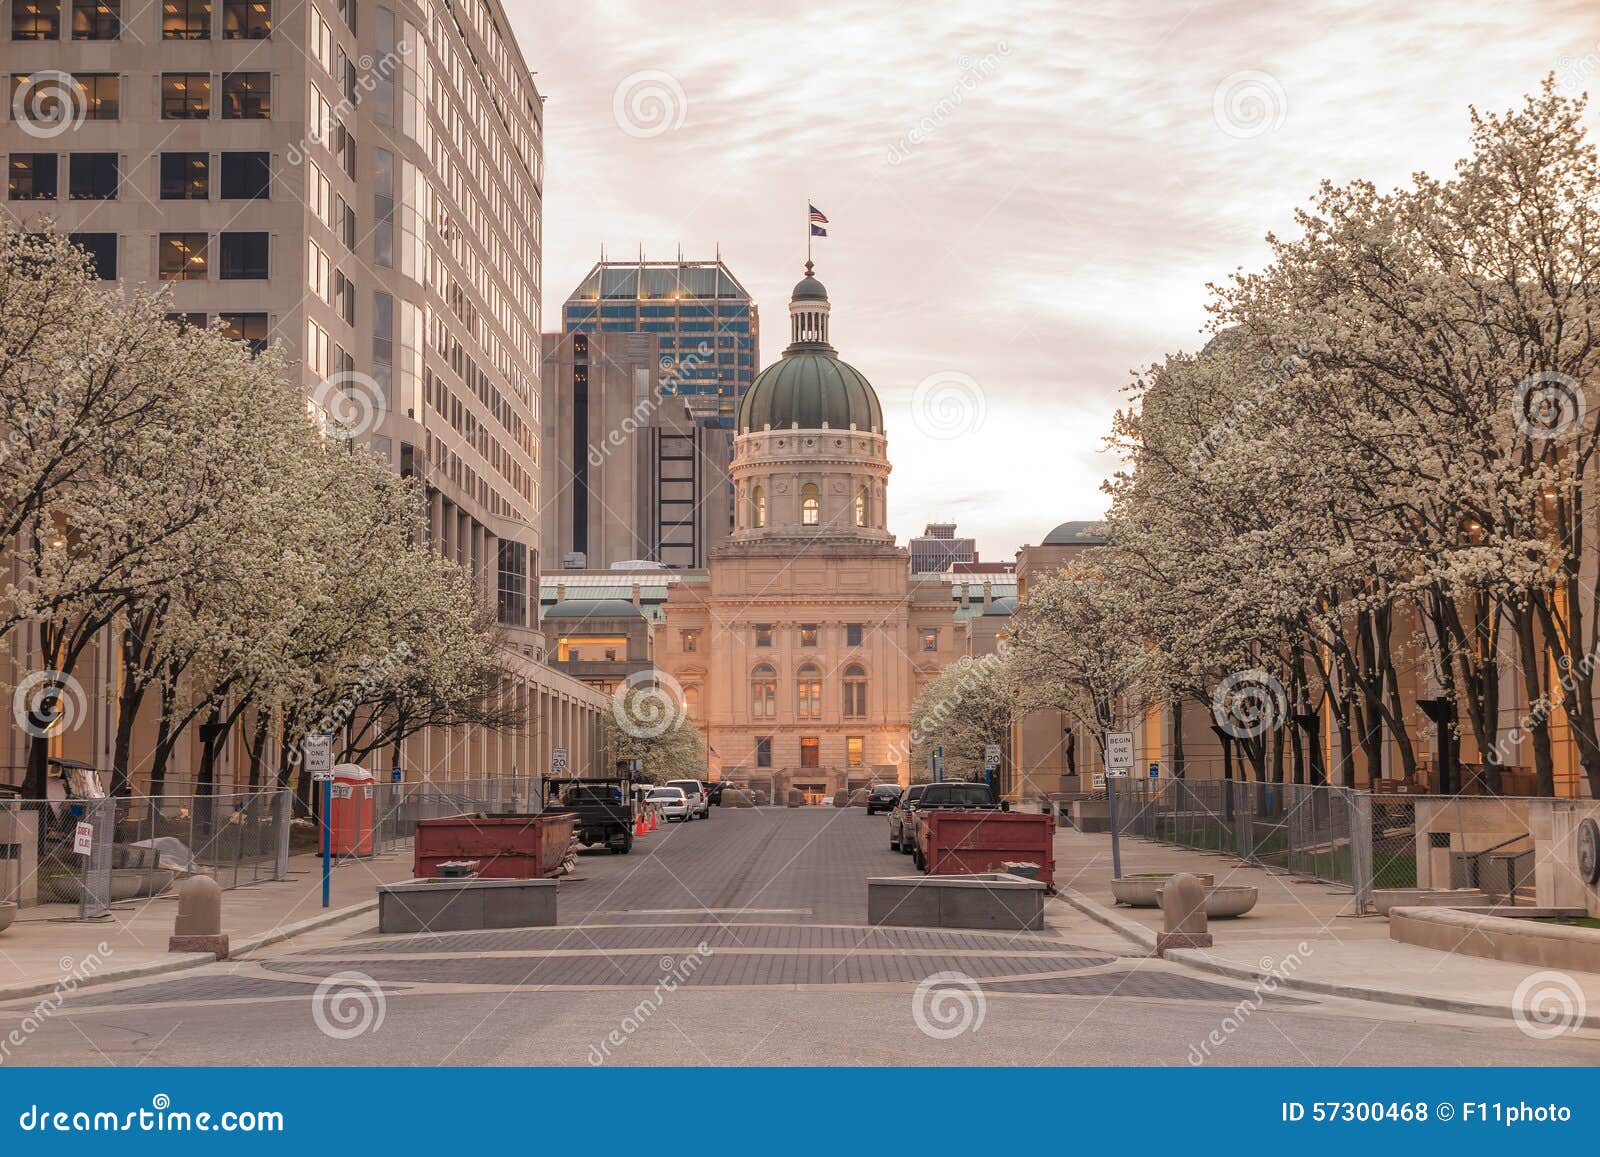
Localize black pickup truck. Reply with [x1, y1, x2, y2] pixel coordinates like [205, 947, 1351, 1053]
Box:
[545, 777, 635, 854]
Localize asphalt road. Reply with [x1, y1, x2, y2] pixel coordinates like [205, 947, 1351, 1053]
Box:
[3, 807, 1596, 1066]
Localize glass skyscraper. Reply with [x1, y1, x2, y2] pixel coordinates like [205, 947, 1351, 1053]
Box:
[560, 256, 759, 428]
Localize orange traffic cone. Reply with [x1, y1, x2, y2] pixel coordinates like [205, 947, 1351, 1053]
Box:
[649, 808, 658, 831]
[635, 813, 647, 837]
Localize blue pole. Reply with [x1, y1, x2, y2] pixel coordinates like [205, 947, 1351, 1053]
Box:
[321, 776, 331, 908]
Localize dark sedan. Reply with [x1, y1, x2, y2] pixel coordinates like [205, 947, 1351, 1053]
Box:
[888, 784, 925, 852]
[864, 783, 902, 815]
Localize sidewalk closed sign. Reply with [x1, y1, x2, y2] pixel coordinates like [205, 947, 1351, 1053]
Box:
[73, 822, 94, 857]
[1106, 731, 1134, 775]
[303, 734, 333, 781]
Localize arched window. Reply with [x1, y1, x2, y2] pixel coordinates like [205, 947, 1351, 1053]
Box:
[854, 487, 867, 527]
[750, 665, 776, 718]
[684, 686, 701, 719]
[843, 664, 867, 717]
[797, 663, 822, 718]
[752, 485, 766, 528]
[801, 483, 820, 526]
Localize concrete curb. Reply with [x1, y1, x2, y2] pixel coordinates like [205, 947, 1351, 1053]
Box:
[0, 898, 379, 1005]
[1052, 883, 1600, 1030]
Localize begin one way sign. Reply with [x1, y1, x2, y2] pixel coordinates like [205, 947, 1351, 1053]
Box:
[1105, 731, 1134, 776]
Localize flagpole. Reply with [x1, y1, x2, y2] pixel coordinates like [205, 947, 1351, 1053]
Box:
[805, 195, 811, 268]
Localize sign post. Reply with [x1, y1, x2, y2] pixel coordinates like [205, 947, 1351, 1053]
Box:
[302, 734, 334, 908]
[1105, 731, 1134, 880]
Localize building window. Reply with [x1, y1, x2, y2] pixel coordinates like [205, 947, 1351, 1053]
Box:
[222, 0, 269, 38]
[754, 624, 772, 648]
[496, 540, 527, 627]
[218, 311, 268, 353]
[920, 628, 939, 653]
[12, 0, 59, 38]
[68, 231, 115, 279]
[7, 153, 57, 200]
[74, 73, 118, 118]
[67, 152, 116, 199]
[855, 487, 868, 527]
[218, 231, 268, 279]
[797, 664, 822, 719]
[162, 0, 210, 39]
[221, 71, 270, 118]
[846, 623, 863, 647]
[684, 687, 700, 718]
[165, 311, 207, 329]
[843, 665, 867, 718]
[799, 624, 818, 647]
[159, 232, 207, 280]
[755, 737, 772, 768]
[801, 483, 820, 525]
[72, 0, 118, 39]
[750, 665, 776, 720]
[800, 738, 820, 769]
[846, 736, 864, 769]
[160, 151, 207, 199]
[219, 151, 269, 198]
[680, 629, 698, 654]
[161, 73, 210, 118]
[373, 146, 394, 266]
[752, 484, 766, 528]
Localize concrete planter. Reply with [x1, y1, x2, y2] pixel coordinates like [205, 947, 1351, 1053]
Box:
[0, 901, 14, 934]
[1110, 872, 1215, 907]
[1390, 904, 1600, 972]
[868, 872, 1046, 931]
[1070, 800, 1110, 833]
[379, 877, 556, 934]
[1155, 883, 1259, 918]
[1373, 887, 1488, 916]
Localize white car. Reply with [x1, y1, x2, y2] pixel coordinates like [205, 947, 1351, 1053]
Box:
[666, 778, 710, 820]
[646, 786, 692, 822]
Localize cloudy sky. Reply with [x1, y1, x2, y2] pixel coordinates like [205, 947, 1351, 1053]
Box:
[509, 0, 1598, 559]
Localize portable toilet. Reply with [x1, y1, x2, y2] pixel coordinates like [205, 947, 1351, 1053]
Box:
[329, 764, 375, 855]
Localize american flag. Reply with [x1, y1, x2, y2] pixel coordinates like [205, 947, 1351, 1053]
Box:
[808, 204, 829, 224]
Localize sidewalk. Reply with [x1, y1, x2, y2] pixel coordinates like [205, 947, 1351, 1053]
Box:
[1048, 827, 1600, 1030]
[0, 847, 411, 1002]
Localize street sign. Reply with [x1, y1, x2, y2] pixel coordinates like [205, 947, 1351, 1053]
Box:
[983, 744, 1002, 771]
[1149, 762, 1160, 779]
[551, 747, 569, 775]
[1091, 773, 1106, 791]
[1106, 731, 1134, 772]
[72, 821, 94, 857]
[302, 734, 333, 781]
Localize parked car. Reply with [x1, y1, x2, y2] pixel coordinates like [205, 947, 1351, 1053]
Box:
[865, 783, 902, 816]
[707, 780, 736, 806]
[907, 781, 1007, 867]
[888, 784, 925, 852]
[666, 778, 710, 820]
[550, 777, 636, 854]
[647, 786, 692, 823]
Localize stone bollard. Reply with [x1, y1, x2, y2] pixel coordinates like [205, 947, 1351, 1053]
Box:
[1155, 871, 1212, 956]
[168, 875, 229, 960]
[787, 788, 803, 808]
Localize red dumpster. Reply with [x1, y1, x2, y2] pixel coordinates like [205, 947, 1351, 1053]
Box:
[916, 810, 1056, 886]
[412, 811, 578, 879]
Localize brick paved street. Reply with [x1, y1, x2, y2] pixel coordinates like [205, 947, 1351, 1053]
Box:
[3, 807, 1597, 1065]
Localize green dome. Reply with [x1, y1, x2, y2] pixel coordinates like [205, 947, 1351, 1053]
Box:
[792, 274, 828, 301]
[739, 352, 883, 434]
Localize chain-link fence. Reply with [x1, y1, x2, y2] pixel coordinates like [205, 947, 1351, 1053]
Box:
[1, 775, 547, 913]
[1108, 778, 1537, 913]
